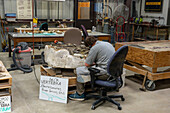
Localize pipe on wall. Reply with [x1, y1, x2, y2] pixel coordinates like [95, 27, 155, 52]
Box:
[34, 0, 37, 17]
[2, 0, 5, 18]
[139, 0, 142, 17]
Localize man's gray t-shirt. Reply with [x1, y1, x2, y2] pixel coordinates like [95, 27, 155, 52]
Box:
[85, 41, 115, 69]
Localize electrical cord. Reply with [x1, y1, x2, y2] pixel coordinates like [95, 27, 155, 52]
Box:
[32, 60, 40, 84]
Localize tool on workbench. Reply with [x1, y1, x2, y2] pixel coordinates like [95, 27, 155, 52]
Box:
[134, 16, 143, 24]
[33, 17, 38, 28]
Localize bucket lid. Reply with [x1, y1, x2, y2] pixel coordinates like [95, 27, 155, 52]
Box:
[12, 47, 32, 53]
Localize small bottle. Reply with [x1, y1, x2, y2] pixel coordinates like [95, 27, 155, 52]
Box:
[94, 26, 96, 32]
[92, 26, 95, 32]
[30, 22, 33, 28]
[20, 29, 22, 34]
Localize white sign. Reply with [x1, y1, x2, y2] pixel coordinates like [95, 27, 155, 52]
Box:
[0, 96, 11, 112]
[17, 0, 32, 19]
[39, 75, 68, 104]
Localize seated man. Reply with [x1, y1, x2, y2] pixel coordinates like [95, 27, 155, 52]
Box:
[69, 36, 115, 101]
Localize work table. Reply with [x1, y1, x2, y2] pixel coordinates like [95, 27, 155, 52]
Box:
[9, 32, 111, 38]
[8, 32, 111, 57]
[14, 27, 76, 32]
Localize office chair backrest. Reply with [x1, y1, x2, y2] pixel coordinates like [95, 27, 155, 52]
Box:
[64, 28, 82, 45]
[39, 22, 48, 31]
[107, 45, 128, 77]
[81, 25, 89, 40]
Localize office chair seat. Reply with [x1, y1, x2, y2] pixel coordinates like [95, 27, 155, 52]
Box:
[95, 80, 117, 88]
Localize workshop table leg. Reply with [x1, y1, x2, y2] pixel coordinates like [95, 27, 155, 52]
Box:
[165, 28, 169, 40]
[108, 36, 111, 43]
[132, 24, 135, 41]
[156, 27, 159, 40]
[13, 41, 17, 48]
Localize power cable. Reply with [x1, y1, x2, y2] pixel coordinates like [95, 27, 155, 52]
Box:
[32, 0, 39, 84]
[33, 61, 40, 84]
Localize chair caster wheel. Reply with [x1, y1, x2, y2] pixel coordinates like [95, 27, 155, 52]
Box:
[121, 97, 125, 101]
[10, 64, 15, 68]
[118, 106, 122, 110]
[91, 106, 95, 110]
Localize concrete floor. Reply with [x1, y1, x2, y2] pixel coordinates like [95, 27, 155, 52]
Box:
[0, 52, 170, 113]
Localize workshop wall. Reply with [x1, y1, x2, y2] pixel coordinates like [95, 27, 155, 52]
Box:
[0, 0, 17, 18]
[0, 0, 74, 51]
[0, 1, 4, 18]
[140, 0, 169, 25]
[168, 0, 170, 25]
[0, 0, 74, 32]
[0, 0, 74, 20]
[37, 0, 74, 20]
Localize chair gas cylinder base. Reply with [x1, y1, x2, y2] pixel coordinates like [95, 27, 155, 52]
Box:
[86, 88, 125, 110]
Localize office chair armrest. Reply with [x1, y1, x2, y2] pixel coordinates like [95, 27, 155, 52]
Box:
[88, 68, 100, 74]
[88, 68, 100, 90]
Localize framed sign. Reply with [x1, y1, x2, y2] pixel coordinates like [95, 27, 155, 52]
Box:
[39, 75, 68, 104]
[0, 96, 11, 112]
[17, 0, 32, 19]
[145, 0, 163, 12]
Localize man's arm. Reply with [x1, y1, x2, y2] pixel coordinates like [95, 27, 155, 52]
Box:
[85, 63, 96, 67]
[85, 47, 97, 67]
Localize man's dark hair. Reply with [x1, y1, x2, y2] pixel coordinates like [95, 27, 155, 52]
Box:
[84, 36, 97, 47]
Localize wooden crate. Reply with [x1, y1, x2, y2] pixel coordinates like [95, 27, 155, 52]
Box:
[0, 74, 12, 87]
[115, 40, 170, 81]
[0, 67, 12, 87]
[0, 86, 11, 96]
[40, 66, 77, 94]
[115, 40, 170, 69]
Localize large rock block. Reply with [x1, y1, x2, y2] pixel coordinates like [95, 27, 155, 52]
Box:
[44, 45, 85, 68]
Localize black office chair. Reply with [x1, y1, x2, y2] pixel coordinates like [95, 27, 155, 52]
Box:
[39, 22, 48, 31]
[81, 25, 89, 40]
[64, 28, 82, 45]
[86, 45, 128, 110]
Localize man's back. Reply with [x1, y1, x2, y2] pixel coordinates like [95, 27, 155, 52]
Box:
[86, 41, 115, 69]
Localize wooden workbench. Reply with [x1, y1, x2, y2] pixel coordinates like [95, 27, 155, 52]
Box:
[8, 32, 111, 57]
[130, 23, 169, 41]
[14, 27, 76, 33]
[115, 40, 170, 90]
